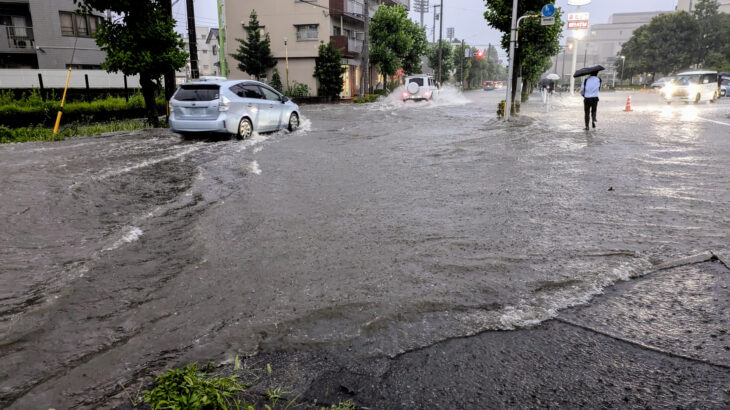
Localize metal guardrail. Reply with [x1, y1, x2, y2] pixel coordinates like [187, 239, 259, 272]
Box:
[6, 26, 34, 49]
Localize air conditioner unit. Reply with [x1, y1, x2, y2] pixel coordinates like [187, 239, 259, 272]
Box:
[355, 31, 364, 40]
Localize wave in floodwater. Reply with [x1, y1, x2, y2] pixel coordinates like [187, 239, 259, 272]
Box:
[371, 84, 471, 111]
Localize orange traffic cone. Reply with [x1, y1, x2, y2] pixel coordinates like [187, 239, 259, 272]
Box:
[624, 96, 632, 112]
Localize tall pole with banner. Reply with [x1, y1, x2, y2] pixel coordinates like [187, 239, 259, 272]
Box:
[567, 0, 591, 94]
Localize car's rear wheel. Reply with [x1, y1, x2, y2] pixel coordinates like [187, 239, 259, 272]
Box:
[288, 112, 299, 131]
[237, 118, 252, 140]
[694, 93, 700, 104]
[710, 92, 717, 103]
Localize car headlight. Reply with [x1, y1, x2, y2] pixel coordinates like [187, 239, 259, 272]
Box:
[662, 84, 676, 96]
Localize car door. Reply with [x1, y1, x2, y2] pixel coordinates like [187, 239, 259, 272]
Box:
[259, 86, 284, 130]
[237, 84, 266, 131]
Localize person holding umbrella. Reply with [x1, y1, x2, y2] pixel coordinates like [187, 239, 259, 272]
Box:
[575, 65, 605, 130]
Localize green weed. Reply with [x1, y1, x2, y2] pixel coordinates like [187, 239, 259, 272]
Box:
[142, 363, 247, 410]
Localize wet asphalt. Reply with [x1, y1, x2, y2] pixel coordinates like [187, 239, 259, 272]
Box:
[0, 88, 728, 408]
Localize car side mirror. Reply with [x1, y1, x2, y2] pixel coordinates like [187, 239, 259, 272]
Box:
[281, 96, 289, 103]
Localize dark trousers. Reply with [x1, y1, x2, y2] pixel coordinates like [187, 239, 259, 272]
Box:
[583, 97, 598, 127]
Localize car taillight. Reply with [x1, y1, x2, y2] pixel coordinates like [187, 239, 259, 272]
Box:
[219, 95, 230, 112]
[424, 89, 431, 97]
[402, 91, 409, 98]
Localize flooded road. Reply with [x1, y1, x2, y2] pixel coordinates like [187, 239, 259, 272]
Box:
[1, 89, 729, 407]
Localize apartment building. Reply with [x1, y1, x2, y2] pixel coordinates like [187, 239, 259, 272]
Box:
[676, 0, 730, 14]
[177, 26, 222, 83]
[0, 0, 105, 69]
[226, 0, 410, 98]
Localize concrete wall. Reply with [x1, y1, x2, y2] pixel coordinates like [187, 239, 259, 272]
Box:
[29, 0, 105, 69]
[676, 0, 730, 14]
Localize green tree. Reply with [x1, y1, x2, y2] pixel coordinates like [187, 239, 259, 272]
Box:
[270, 67, 283, 92]
[369, 5, 413, 78]
[426, 40, 454, 82]
[74, 0, 187, 126]
[402, 19, 428, 74]
[484, 0, 562, 105]
[313, 41, 346, 99]
[232, 10, 276, 80]
[617, 12, 698, 77]
[692, 0, 722, 66]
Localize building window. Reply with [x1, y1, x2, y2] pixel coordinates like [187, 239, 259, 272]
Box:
[59, 11, 102, 37]
[212, 45, 218, 55]
[202, 49, 208, 54]
[295, 24, 318, 41]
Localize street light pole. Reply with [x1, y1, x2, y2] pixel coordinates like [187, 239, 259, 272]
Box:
[284, 37, 290, 92]
[504, 0, 519, 121]
[437, 0, 443, 86]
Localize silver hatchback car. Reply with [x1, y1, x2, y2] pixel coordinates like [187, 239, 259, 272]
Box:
[169, 79, 300, 138]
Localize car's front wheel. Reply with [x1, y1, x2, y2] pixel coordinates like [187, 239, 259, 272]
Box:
[694, 93, 701, 104]
[710, 92, 717, 103]
[237, 118, 253, 140]
[288, 112, 299, 131]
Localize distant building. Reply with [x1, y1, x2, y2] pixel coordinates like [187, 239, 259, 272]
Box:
[0, 0, 106, 69]
[225, 0, 410, 98]
[550, 11, 666, 84]
[676, 0, 730, 14]
[178, 26, 221, 83]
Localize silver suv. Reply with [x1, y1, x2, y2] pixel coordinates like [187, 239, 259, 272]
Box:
[169, 79, 300, 139]
[402, 74, 439, 102]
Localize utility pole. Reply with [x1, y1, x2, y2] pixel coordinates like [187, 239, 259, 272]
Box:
[162, 0, 175, 111]
[505, 0, 518, 121]
[216, 0, 228, 77]
[461, 39, 465, 89]
[437, 0, 443, 85]
[361, 0, 369, 95]
[432, 4, 440, 43]
[186, 0, 199, 79]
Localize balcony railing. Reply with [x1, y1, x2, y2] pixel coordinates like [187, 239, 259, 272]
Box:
[6, 26, 34, 49]
[330, 35, 363, 57]
[330, 0, 365, 22]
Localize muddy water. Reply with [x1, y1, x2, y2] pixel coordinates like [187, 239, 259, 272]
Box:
[1, 90, 728, 407]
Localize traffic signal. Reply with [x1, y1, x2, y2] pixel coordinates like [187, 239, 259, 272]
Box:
[567, 43, 574, 51]
[476, 49, 485, 59]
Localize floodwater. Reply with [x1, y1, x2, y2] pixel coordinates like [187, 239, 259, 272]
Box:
[1, 88, 729, 407]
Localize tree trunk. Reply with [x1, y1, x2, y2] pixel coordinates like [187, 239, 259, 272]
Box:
[520, 78, 530, 103]
[140, 73, 159, 127]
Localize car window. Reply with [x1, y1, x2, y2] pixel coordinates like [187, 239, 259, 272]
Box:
[260, 86, 281, 101]
[241, 85, 264, 99]
[174, 84, 220, 101]
[229, 83, 246, 95]
[675, 75, 700, 86]
[409, 78, 424, 86]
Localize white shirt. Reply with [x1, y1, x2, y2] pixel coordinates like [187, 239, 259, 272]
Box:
[580, 76, 600, 98]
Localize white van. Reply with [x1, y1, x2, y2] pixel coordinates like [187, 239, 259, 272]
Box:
[661, 70, 720, 104]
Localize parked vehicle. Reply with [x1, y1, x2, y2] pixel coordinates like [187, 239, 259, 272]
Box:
[169, 78, 300, 138]
[721, 76, 729, 97]
[651, 76, 674, 89]
[661, 71, 719, 104]
[402, 74, 438, 102]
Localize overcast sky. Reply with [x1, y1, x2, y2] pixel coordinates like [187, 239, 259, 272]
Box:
[175, 0, 678, 61]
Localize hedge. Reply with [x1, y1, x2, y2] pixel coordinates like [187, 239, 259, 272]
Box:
[0, 90, 166, 128]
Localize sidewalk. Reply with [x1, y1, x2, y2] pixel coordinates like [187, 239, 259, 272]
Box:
[236, 254, 729, 408]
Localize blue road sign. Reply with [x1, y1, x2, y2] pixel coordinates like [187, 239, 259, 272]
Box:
[542, 4, 555, 18]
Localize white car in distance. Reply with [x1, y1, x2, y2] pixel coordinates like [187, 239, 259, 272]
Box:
[402, 74, 439, 102]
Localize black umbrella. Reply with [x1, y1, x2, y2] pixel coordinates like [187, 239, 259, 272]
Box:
[538, 78, 551, 86]
[573, 65, 605, 78]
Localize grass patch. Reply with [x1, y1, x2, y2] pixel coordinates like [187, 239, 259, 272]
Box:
[143, 363, 246, 410]
[0, 119, 153, 144]
[138, 359, 359, 410]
